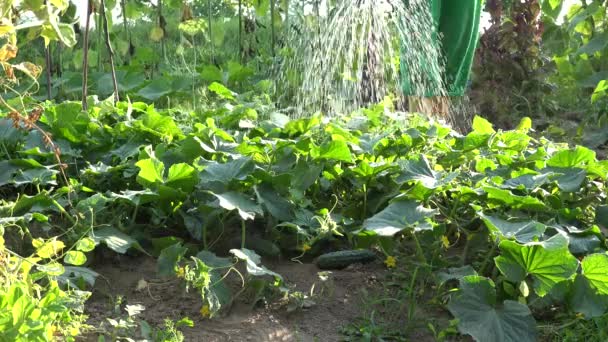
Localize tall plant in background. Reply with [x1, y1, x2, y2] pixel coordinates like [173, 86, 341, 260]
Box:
[541, 0, 608, 146]
[1, 0, 76, 102]
[470, 0, 555, 128]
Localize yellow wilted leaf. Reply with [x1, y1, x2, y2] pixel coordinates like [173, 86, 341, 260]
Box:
[149, 27, 164, 42]
[3, 63, 15, 80]
[35, 239, 65, 259]
[441, 235, 450, 249]
[0, 44, 17, 62]
[0, 21, 14, 36]
[14, 62, 42, 79]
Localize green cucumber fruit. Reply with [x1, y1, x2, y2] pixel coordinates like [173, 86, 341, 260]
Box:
[316, 249, 376, 269]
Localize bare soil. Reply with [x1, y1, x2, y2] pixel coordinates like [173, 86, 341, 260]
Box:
[82, 254, 399, 342]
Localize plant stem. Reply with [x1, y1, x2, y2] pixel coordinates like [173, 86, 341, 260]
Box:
[51, 199, 76, 226]
[159, 0, 166, 63]
[207, 0, 214, 64]
[362, 182, 367, 220]
[97, 11, 102, 71]
[44, 40, 52, 100]
[238, 0, 242, 62]
[241, 219, 246, 249]
[203, 221, 208, 250]
[100, 0, 119, 102]
[130, 205, 139, 226]
[461, 232, 472, 266]
[479, 241, 497, 276]
[120, 0, 130, 64]
[82, 0, 93, 111]
[270, 0, 276, 57]
[407, 266, 419, 321]
[0, 141, 11, 159]
[412, 232, 427, 265]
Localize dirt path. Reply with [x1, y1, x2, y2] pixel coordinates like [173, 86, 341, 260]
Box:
[83, 255, 388, 341]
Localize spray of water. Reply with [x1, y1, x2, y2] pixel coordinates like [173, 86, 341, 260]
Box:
[275, 0, 453, 121]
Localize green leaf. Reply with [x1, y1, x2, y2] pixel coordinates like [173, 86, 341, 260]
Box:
[542, 0, 564, 19]
[577, 32, 608, 55]
[471, 116, 495, 134]
[447, 276, 537, 342]
[396, 157, 457, 189]
[37, 262, 65, 276]
[58, 266, 99, 288]
[494, 235, 578, 297]
[545, 167, 586, 193]
[137, 79, 173, 101]
[208, 82, 235, 100]
[319, 140, 352, 163]
[362, 200, 437, 236]
[12, 193, 54, 215]
[157, 243, 188, 277]
[199, 157, 254, 186]
[109, 190, 160, 206]
[547, 146, 595, 168]
[483, 187, 546, 211]
[437, 266, 478, 286]
[200, 65, 223, 82]
[166, 163, 197, 192]
[75, 237, 96, 252]
[138, 110, 183, 141]
[135, 158, 165, 187]
[63, 251, 87, 266]
[502, 173, 551, 191]
[596, 205, 608, 228]
[92, 227, 141, 254]
[211, 192, 263, 220]
[478, 213, 546, 243]
[581, 254, 608, 295]
[254, 183, 295, 222]
[230, 248, 282, 280]
[568, 274, 608, 318]
[196, 250, 232, 268]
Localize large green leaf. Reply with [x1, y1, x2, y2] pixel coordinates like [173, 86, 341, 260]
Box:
[437, 266, 478, 286]
[208, 82, 235, 100]
[211, 192, 263, 220]
[137, 79, 173, 101]
[199, 157, 254, 186]
[471, 116, 496, 134]
[543, 167, 587, 193]
[362, 200, 437, 236]
[478, 213, 546, 243]
[502, 173, 551, 191]
[318, 140, 352, 163]
[396, 157, 457, 189]
[568, 274, 608, 318]
[194, 251, 233, 316]
[483, 187, 546, 211]
[135, 158, 165, 187]
[138, 110, 183, 141]
[230, 248, 282, 280]
[157, 243, 188, 277]
[494, 235, 578, 297]
[92, 227, 142, 254]
[166, 163, 197, 192]
[546, 146, 595, 168]
[566, 254, 608, 317]
[447, 276, 537, 342]
[254, 183, 294, 221]
[581, 254, 608, 295]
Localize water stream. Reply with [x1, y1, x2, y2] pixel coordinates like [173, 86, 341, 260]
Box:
[275, 0, 454, 121]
